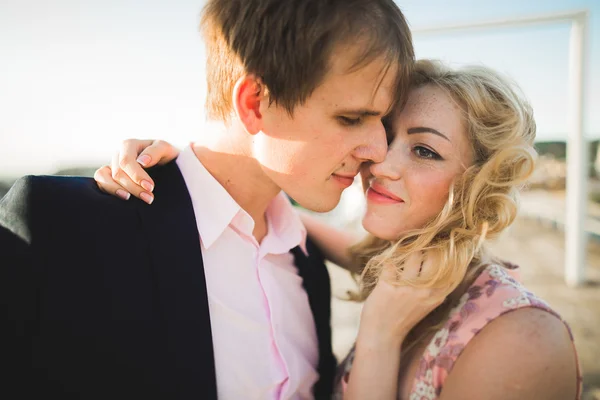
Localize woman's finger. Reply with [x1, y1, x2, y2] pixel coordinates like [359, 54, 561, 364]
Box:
[94, 165, 130, 200]
[378, 261, 398, 284]
[401, 251, 427, 281]
[138, 140, 179, 166]
[117, 139, 156, 193]
[111, 152, 154, 204]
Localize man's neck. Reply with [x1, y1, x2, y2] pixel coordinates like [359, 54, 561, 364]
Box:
[191, 122, 280, 243]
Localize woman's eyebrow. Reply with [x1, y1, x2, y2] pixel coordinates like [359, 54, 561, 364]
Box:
[407, 126, 450, 142]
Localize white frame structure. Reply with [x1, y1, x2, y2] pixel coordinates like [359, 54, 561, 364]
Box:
[413, 10, 590, 287]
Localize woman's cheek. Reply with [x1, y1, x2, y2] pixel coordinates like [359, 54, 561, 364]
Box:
[413, 173, 453, 213]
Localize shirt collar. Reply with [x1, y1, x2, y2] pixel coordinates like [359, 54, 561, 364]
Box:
[176, 145, 241, 249]
[264, 192, 308, 256]
[176, 145, 308, 256]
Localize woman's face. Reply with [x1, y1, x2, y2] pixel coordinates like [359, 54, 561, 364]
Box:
[361, 84, 476, 241]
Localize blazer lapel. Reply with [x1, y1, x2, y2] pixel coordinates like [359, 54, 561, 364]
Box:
[292, 239, 336, 398]
[137, 161, 217, 399]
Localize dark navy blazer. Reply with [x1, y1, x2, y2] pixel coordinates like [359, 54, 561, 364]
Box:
[0, 161, 336, 399]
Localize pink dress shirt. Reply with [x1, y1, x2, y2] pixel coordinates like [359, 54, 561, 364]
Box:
[176, 145, 319, 399]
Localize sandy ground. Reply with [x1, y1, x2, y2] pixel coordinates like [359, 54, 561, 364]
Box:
[327, 217, 600, 399]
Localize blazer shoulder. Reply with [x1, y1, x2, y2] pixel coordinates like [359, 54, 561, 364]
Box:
[145, 160, 184, 186]
[0, 175, 47, 244]
[2, 174, 111, 209]
[0, 175, 136, 243]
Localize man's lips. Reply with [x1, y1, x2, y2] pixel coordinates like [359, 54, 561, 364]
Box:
[369, 183, 404, 202]
[331, 173, 356, 188]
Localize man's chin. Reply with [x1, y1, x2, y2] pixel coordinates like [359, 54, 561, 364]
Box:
[292, 193, 341, 213]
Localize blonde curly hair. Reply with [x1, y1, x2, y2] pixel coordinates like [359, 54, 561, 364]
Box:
[349, 59, 537, 348]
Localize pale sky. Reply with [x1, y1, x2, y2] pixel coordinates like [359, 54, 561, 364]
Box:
[0, 0, 598, 178]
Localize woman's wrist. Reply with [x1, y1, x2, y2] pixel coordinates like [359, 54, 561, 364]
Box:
[346, 332, 403, 400]
[355, 328, 406, 353]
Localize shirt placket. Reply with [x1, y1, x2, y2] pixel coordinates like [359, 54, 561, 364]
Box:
[233, 212, 291, 400]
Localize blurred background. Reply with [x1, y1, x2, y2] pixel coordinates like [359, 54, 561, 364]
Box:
[1, 0, 599, 398]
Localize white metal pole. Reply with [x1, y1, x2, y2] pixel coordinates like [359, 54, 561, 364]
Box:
[565, 13, 589, 287]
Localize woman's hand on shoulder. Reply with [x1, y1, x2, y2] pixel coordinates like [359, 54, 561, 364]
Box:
[94, 139, 180, 204]
[439, 307, 579, 400]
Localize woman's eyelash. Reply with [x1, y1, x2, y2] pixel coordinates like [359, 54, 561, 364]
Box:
[414, 146, 443, 160]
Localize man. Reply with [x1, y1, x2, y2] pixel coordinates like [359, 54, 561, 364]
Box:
[0, 0, 414, 398]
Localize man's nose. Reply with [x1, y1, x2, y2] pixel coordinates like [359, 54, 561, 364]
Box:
[353, 122, 388, 163]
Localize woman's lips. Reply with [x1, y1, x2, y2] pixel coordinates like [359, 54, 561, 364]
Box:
[367, 184, 404, 204]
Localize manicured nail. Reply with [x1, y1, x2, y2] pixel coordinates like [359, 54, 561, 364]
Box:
[140, 192, 154, 205]
[116, 189, 130, 200]
[137, 155, 151, 167]
[141, 180, 154, 192]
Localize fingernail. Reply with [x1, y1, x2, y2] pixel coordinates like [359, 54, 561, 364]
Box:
[140, 192, 154, 205]
[137, 155, 151, 167]
[116, 189, 130, 200]
[141, 180, 154, 192]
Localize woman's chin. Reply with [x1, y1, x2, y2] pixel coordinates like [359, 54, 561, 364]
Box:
[361, 216, 399, 241]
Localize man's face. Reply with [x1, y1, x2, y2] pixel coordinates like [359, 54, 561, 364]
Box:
[254, 50, 398, 212]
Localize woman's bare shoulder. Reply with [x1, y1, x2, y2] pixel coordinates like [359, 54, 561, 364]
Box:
[439, 307, 579, 400]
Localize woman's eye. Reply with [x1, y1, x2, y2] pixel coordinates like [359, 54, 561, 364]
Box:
[414, 146, 442, 160]
[337, 116, 361, 126]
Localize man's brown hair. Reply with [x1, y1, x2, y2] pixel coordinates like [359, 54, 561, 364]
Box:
[200, 0, 414, 121]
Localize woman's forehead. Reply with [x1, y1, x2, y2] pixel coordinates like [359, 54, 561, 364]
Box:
[396, 85, 462, 129]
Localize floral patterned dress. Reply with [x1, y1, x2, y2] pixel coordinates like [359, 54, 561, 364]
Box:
[333, 263, 582, 399]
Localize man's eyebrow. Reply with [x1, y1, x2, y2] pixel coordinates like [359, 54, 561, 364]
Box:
[407, 126, 450, 141]
[336, 108, 382, 117]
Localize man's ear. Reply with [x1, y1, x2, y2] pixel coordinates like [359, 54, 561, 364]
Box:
[232, 75, 265, 135]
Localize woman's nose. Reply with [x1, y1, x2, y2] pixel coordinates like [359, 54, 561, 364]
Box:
[369, 147, 403, 181]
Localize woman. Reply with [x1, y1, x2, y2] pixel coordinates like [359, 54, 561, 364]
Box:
[95, 60, 581, 399]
